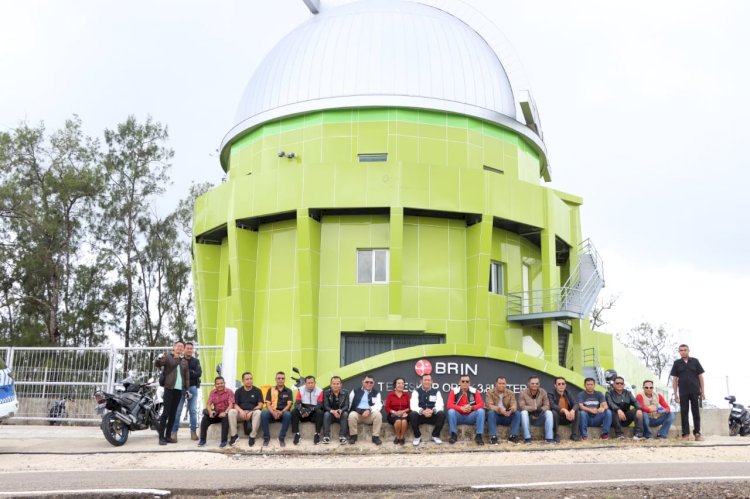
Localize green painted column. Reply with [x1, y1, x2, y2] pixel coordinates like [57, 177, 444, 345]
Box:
[541, 190, 560, 365]
[229, 225, 258, 375]
[389, 207, 403, 318]
[567, 201, 584, 372]
[295, 212, 321, 374]
[193, 242, 222, 348]
[466, 215, 493, 345]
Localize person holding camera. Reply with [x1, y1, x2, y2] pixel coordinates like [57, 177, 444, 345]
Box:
[154, 339, 189, 445]
[291, 375, 324, 445]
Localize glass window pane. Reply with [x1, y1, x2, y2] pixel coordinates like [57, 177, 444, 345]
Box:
[374, 250, 387, 282]
[357, 250, 372, 283]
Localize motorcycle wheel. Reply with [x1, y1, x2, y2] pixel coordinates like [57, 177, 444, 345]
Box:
[101, 412, 129, 446]
[729, 423, 739, 436]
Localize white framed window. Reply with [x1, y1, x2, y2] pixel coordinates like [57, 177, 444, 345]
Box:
[489, 261, 505, 295]
[357, 249, 389, 283]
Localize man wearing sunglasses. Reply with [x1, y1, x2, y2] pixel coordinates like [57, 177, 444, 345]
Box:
[636, 380, 673, 439]
[549, 376, 580, 442]
[606, 376, 644, 440]
[446, 375, 485, 445]
[347, 374, 383, 445]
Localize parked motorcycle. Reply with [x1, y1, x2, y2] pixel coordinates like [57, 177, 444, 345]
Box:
[94, 376, 163, 446]
[725, 395, 750, 436]
[48, 396, 71, 425]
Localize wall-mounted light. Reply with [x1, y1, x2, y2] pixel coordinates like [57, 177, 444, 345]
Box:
[278, 151, 297, 159]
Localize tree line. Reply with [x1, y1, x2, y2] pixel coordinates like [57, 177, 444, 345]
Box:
[0, 115, 211, 347]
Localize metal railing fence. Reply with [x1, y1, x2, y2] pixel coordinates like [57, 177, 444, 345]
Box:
[3, 345, 222, 423]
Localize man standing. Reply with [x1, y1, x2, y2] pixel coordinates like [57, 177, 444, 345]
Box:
[347, 374, 383, 445]
[670, 344, 705, 441]
[197, 376, 235, 448]
[485, 376, 520, 445]
[228, 372, 264, 447]
[549, 376, 580, 442]
[518, 375, 554, 444]
[170, 341, 202, 441]
[261, 371, 293, 447]
[409, 373, 445, 446]
[606, 376, 644, 440]
[577, 377, 612, 440]
[322, 376, 349, 444]
[154, 340, 189, 445]
[446, 375, 485, 445]
[291, 375, 324, 445]
[636, 380, 673, 439]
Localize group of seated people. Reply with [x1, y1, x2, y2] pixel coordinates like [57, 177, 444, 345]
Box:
[197, 370, 674, 448]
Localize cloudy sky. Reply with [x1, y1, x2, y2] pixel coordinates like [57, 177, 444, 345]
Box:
[1, 0, 748, 404]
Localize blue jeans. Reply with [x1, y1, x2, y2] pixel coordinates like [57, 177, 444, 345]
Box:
[171, 385, 198, 433]
[520, 410, 554, 440]
[447, 408, 485, 434]
[643, 411, 674, 438]
[261, 410, 291, 439]
[487, 410, 521, 437]
[579, 410, 613, 437]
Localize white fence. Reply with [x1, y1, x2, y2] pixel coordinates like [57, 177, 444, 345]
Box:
[0, 345, 223, 423]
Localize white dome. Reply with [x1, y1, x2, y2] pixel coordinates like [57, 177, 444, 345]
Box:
[221, 0, 546, 168]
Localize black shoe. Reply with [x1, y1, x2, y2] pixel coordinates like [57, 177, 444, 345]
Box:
[197, 439, 206, 447]
[508, 435, 519, 444]
[449, 432, 458, 444]
[159, 438, 168, 445]
[393, 437, 400, 445]
[339, 437, 347, 444]
[219, 440, 228, 448]
[372, 436, 382, 446]
[554, 435, 561, 443]
[279, 438, 286, 448]
[248, 436, 256, 447]
[571, 434, 580, 442]
[349, 435, 357, 444]
[293, 433, 301, 445]
[314, 433, 320, 445]
[490, 436, 498, 445]
[262, 438, 270, 446]
[229, 434, 239, 447]
[475, 434, 484, 446]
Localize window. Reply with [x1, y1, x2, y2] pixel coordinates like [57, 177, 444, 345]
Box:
[358, 153, 388, 162]
[341, 333, 444, 366]
[357, 249, 389, 283]
[489, 261, 505, 295]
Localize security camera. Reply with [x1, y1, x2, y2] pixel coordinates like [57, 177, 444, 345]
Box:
[278, 151, 286, 158]
[286, 152, 296, 159]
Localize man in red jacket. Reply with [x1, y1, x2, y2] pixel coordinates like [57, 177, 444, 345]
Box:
[446, 375, 485, 445]
[636, 380, 674, 439]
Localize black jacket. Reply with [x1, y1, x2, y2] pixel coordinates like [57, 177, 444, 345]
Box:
[549, 388, 578, 413]
[606, 389, 642, 412]
[323, 388, 350, 412]
[186, 356, 202, 388]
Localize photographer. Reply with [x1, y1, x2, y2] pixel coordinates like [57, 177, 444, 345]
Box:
[154, 340, 189, 445]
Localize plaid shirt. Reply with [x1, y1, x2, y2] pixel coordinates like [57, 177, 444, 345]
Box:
[206, 388, 235, 413]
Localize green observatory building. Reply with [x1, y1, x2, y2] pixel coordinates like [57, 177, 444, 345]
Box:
[193, 0, 651, 393]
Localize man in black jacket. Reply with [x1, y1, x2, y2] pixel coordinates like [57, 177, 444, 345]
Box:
[606, 376, 644, 439]
[171, 342, 202, 441]
[322, 376, 349, 444]
[549, 376, 580, 442]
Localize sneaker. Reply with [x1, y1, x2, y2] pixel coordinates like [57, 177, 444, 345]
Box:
[655, 435, 665, 440]
[508, 435, 519, 444]
[412, 436, 422, 446]
[293, 433, 301, 445]
[340, 437, 348, 444]
[633, 433, 644, 441]
[615, 432, 624, 440]
[524, 438, 532, 444]
[490, 436, 498, 445]
[349, 435, 358, 444]
[372, 436, 382, 446]
[314, 433, 320, 445]
[554, 435, 561, 443]
[694, 433, 703, 442]
[600, 433, 610, 440]
[197, 439, 206, 447]
[581, 435, 588, 441]
[571, 434, 580, 442]
[545, 439, 556, 444]
[229, 434, 239, 447]
[431, 436, 442, 444]
[475, 434, 484, 446]
[323, 436, 330, 444]
[449, 432, 458, 444]
[159, 438, 168, 446]
[262, 438, 270, 446]
[279, 437, 286, 448]
[219, 440, 228, 448]
[248, 436, 256, 447]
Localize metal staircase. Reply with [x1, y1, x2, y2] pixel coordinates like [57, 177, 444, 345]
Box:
[507, 239, 604, 322]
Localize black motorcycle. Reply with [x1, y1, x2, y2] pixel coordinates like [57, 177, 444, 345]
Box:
[725, 395, 750, 436]
[95, 377, 162, 446]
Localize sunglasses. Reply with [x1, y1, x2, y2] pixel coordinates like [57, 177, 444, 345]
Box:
[643, 386, 653, 389]
[460, 380, 470, 383]
[364, 381, 374, 384]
